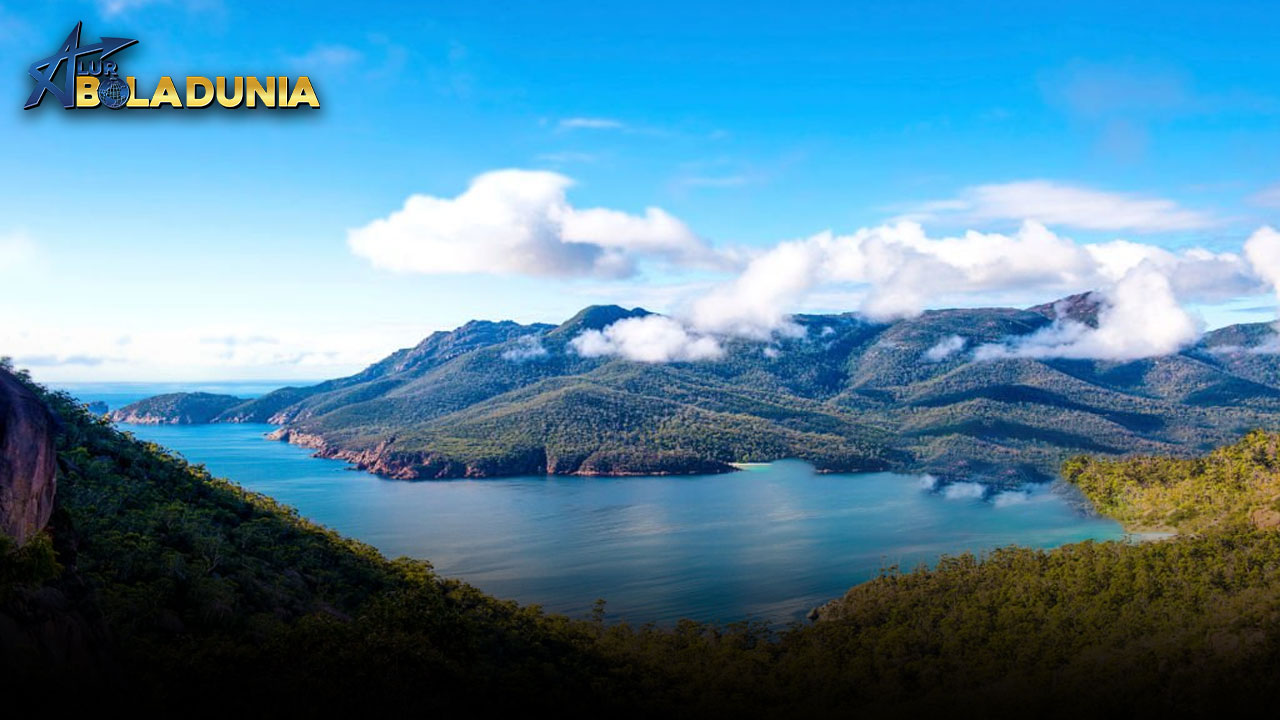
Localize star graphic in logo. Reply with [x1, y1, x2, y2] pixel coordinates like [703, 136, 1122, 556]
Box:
[25, 21, 138, 109]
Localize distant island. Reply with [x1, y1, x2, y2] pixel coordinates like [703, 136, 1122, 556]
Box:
[109, 392, 246, 425]
[110, 296, 1280, 482]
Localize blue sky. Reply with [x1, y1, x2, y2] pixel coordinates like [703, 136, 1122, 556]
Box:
[4, 0, 1280, 380]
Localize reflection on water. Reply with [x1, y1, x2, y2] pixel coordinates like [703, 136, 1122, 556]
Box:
[108, 422, 1126, 625]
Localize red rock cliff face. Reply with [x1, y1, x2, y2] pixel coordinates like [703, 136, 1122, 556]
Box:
[0, 370, 57, 546]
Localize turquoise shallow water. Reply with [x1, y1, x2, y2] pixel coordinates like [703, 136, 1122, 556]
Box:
[59, 383, 1127, 625]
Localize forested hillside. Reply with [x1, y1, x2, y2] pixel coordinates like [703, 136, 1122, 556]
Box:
[9, 370, 1280, 714]
[112, 296, 1280, 482]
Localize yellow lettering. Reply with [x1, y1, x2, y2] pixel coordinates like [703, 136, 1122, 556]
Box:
[186, 77, 214, 108]
[75, 76, 100, 108]
[245, 77, 275, 108]
[288, 76, 319, 108]
[150, 76, 182, 108]
[216, 76, 243, 108]
[125, 77, 149, 107]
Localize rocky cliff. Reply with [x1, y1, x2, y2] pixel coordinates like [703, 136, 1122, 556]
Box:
[0, 369, 57, 545]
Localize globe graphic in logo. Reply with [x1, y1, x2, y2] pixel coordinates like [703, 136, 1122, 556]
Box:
[98, 74, 130, 109]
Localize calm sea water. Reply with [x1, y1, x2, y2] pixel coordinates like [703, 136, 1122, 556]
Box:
[56, 382, 1127, 625]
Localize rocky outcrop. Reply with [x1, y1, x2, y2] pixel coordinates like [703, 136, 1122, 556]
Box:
[0, 370, 57, 546]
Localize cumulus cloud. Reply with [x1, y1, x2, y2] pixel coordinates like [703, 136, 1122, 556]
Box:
[923, 335, 966, 362]
[501, 334, 549, 362]
[974, 265, 1199, 361]
[684, 220, 1253, 342]
[566, 219, 1257, 365]
[348, 170, 725, 278]
[1245, 227, 1280, 301]
[1242, 226, 1280, 355]
[570, 315, 723, 363]
[349, 171, 1275, 366]
[905, 180, 1214, 232]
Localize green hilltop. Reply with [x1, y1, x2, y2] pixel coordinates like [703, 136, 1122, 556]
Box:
[9, 368, 1280, 713]
[112, 296, 1280, 483]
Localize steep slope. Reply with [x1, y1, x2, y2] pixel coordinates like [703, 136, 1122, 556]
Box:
[1, 372, 648, 713]
[108, 299, 1280, 481]
[217, 318, 556, 424]
[0, 369, 56, 546]
[11, 374, 1280, 714]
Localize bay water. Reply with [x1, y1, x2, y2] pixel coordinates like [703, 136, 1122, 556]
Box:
[57, 382, 1127, 625]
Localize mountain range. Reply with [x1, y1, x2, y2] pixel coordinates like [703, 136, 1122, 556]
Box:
[109, 295, 1280, 483]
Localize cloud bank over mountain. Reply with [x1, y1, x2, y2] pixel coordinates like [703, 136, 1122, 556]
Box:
[350, 170, 1280, 363]
[570, 315, 723, 363]
[678, 220, 1257, 362]
[973, 266, 1199, 361]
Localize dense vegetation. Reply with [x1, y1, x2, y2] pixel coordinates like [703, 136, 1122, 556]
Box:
[6, 370, 1280, 713]
[108, 391, 245, 424]
[1065, 429, 1280, 532]
[2, 373, 643, 712]
[112, 297, 1280, 481]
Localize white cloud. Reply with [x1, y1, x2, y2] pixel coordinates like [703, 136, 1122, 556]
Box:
[1245, 226, 1280, 300]
[973, 265, 1199, 361]
[992, 490, 1030, 507]
[572, 219, 1253, 364]
[905, 180, 1214, 232]
[348, 170, 724, 278]
[1242, 226, 1280, 355]
[570, 315, 723, 363]
[923, 335, 966, 362]
[558, 117, 624, 130]
[943, 482, 987, 500]
[348, 170, 1270, 366]
[501, 334, 549, 362]
[685, 220, 1251, 342]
